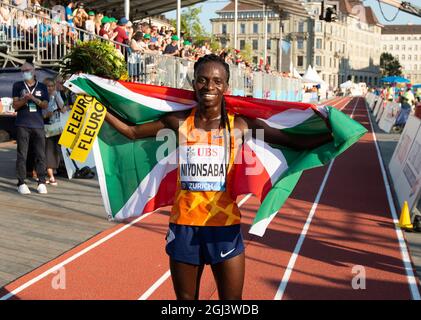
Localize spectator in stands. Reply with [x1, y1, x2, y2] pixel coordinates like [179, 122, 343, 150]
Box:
[0, 1, 12, 30]
[73, 2, 88, 29]
[51, 1, 66, 22]
[43, 77, 64, 186]
[180, 40, 194, 60]
[94, 12, 103, 35]
[84, 10, 95, 36]
[163, 35, 179, 56]
[201, 41, 211, 55]
[65, 0, 75, 26]
[114, 17, 130, 46]
[99, 17, 117, 41]
[129, 31, 143, 52]
[12, 62, 49, 195]
[13, 0, 28, 10]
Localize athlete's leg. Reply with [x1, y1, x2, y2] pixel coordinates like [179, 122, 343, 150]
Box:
[170, 258, 205, 300]
[211, 252, 245, 300]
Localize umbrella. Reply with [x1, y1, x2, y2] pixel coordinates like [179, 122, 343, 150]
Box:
[380, 76, 410, 83]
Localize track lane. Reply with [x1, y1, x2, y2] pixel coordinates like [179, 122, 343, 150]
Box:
[280, 97, 421, 299]
[0, 96, 363, 300]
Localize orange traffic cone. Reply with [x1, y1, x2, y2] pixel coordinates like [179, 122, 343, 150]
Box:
[398, 201, 413, 230]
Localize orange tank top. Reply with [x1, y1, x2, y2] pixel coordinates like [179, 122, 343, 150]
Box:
[170, 108, 241, 226]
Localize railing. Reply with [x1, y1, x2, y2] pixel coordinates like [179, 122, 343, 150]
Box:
[0, 2, 129, 67]
[127, 53, 303, 101]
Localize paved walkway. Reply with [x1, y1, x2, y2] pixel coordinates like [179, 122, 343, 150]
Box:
[0, 141, 116, 287]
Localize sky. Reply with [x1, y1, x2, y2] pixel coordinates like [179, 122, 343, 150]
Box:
[164, 0, 421, 33]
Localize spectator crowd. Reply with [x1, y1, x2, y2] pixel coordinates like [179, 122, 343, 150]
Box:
[0, 0, 302, 79]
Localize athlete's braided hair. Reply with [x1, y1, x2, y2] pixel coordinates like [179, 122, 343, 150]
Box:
[193, 54, 232, 179]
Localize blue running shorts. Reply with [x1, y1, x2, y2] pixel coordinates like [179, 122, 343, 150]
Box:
[165, 223, 245, 265]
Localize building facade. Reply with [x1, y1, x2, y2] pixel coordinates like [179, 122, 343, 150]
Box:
[211, 2, 285, 69]
[211, 0, 383, 89]
[381, 25, 421, 84]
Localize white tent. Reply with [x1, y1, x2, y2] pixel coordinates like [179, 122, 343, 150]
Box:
[302, 65, 324, 84]
[293, 68, 302, 79]
[340, 80, 354, 89]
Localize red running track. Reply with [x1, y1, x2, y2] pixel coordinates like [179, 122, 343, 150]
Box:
[0, 96, 420, 300]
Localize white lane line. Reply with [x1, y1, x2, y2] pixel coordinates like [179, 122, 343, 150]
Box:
[0, 211, 156, 301]
[364, 99, 421, 300]
[137, 193, 253, 300]
[138, 270, 172, 300]
[274, 97, 358, 300]
[138, 97, 350, 301]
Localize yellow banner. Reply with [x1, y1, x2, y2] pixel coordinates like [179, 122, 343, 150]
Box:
[58, 95, 93, 149]
[69, 98, 107, 163]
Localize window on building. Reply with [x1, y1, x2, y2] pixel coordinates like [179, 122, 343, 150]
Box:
[267, 39, 271, 50]
[316, 38, 322, 49]
[383, 45, 387, 51]
[297, 56, 304, 67]
[267, 56, 271, 66]
[402, 55, 405, 60]
[395, 45, 399, 50]
[298, 21, 304, 33]
[240, 24, 245, 34]
[221, 39, 227, 48]
[252, 39, 258, 50]
[316, 56, 322, 66]
[315, 21, 322, 33]
[222, 24, 227, 34]
[240, 40, 245, 50]
[267, 23, 272, 33]
[297, 39, 304, 49]
[389, 45, 393, 50]
[402, 45, 406, 50]
[408, 55, 411, 60]
[329, 58, 332, 68]
[253, 56, 258, 64]
[253, 23, 258, 33]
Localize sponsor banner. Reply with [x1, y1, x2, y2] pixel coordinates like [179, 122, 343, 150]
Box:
[389, 115, 421, 212]
[373, 98, 383, 117]
[59, 95, 107, 163]
[376, 101, 385, 123]
[58, 95, 93, 148]
[378, 102, 401, 133]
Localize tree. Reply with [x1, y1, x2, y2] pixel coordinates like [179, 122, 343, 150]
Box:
[169, 6, 218, 48]
[169, 6, 206, 42]
[380, 52, 402, 76]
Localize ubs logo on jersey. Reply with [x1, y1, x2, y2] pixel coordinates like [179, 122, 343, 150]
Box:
[197, 147, 218, 157]
[35, 90, 42, 96]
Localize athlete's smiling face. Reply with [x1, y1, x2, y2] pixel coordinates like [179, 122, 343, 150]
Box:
[193, 62, 229, 111]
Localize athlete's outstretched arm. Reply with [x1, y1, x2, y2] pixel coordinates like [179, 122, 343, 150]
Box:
[105, 111, 187, 140]
[237, 114, 333, 150]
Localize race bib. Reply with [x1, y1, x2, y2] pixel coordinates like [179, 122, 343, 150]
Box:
[179, 144, 228, 191]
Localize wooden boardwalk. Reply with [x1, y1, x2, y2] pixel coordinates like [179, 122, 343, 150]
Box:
[0, 141, 115, 287]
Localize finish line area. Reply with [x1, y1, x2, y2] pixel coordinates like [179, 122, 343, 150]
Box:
[1, 96, 419, 300]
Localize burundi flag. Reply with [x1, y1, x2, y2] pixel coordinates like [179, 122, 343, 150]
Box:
[65, 74, 367, 236]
